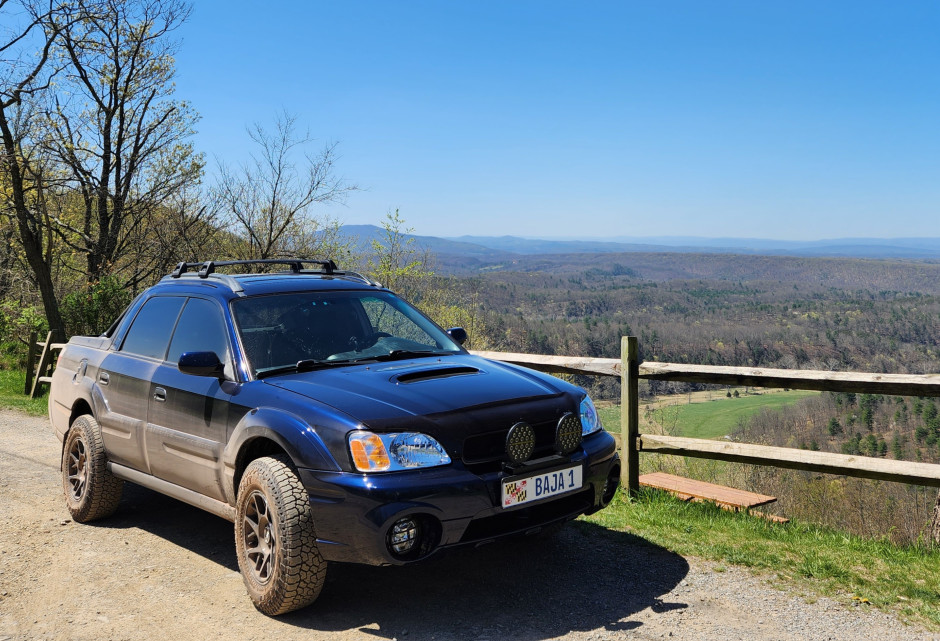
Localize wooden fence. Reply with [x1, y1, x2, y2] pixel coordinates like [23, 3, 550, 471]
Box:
[25, 330, 66, 399]
[472, 337, 940, 494]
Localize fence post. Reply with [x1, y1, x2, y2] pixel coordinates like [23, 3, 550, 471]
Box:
[25, 330, 38, 395]
[621, 336, 640, 497]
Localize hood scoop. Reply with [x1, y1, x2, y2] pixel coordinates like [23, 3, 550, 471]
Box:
[394, 366, 481, 384]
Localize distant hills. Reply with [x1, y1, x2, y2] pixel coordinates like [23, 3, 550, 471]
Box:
[338, 225, 940, 274]
[449, 234, 940, 259]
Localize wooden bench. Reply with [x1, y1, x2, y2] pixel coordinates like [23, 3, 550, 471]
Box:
[639, 471, 789, 523]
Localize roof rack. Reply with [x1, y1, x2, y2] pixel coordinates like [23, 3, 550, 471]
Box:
[163, 258, 381, 293]
[170, 258, 338, 278]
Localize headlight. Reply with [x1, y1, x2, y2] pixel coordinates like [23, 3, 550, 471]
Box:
[580, 395, 603, 436]
[348, 431, 451, 472]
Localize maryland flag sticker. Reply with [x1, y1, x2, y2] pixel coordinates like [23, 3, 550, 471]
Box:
[503, 479, 528, 507]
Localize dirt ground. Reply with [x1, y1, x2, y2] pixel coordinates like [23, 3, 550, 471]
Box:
[0, 408, 936, 641]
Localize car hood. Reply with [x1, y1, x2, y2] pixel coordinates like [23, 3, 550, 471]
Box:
[263, 354, 573, 426]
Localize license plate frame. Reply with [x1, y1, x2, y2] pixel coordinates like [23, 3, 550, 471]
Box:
[501, 463, 583, 509]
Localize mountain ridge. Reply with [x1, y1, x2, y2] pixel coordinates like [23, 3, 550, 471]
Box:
[339, 225, 940, 261]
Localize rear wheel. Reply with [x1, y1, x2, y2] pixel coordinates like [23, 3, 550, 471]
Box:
[62, 414, 123, 522]
[235, 456, 326, 615]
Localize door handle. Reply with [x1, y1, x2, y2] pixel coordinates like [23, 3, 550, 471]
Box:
[98, 372, 110, 385]
[153, 387, 167, 403]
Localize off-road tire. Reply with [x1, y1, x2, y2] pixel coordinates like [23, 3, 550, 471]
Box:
[235, 455, 326, 616]
[62, 414, 123, 522]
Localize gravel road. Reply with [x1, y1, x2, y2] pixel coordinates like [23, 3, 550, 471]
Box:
[0, 407, 936, 641]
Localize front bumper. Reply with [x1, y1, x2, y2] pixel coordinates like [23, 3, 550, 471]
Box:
[297, 430, 620, 566]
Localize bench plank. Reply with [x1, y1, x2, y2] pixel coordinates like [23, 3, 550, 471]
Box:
[639, 471, 777, 510]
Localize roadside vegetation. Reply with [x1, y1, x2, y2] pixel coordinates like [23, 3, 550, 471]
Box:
[583, 487, 940, 629]
[0, 369, 47, 416]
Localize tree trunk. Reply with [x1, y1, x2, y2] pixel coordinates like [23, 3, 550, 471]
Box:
[0, 104, 66, 335]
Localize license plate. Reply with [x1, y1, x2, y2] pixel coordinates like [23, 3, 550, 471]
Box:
[501, 464, 583, 508]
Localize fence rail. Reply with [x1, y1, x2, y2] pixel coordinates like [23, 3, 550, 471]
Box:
[472, 338, 940, 493]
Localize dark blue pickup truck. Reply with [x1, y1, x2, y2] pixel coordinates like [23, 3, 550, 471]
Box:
[50, 259, 620, 615]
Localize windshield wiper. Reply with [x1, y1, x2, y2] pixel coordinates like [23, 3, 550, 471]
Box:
[256, 359, 351, 379]
[372, 349, 451, 362]
[330, 349, 452, 366]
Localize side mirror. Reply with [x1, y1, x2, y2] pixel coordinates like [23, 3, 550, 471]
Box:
[447, 327, 468, 346]
[178, 351, 224, 378]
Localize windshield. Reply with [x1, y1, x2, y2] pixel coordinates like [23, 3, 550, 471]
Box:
[232, 290, 463, 377]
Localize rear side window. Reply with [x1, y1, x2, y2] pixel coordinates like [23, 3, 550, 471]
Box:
[166, 298, 230, 364]
[121, 297, 185, 359]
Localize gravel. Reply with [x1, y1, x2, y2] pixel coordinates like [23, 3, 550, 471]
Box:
[0, 407, 937, 641]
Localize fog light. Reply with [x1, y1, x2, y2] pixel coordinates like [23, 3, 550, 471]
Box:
[389, 517, 418, 555]
[555, 412, 582, 455]
[506, 422, 535, 464]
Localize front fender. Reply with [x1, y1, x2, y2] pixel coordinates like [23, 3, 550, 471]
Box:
[222, 407, 343, 503]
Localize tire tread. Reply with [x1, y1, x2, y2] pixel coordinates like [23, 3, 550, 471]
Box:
[62, 414, 123, 522]
[235, 455, 325, 615]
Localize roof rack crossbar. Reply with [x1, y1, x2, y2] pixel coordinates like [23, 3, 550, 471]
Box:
[163, 258, 380, 293]
[169, 258, 338, 278]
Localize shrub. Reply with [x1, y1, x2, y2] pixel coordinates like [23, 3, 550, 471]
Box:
[60, 276, 132, 338]
[0, 302, 48, 369]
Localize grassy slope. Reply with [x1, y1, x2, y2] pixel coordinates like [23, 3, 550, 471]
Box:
[0, 369, 50, 417]
[583, 488, 940, 629]
[653, 390, 820, 439]
[598, 390, 819, 439]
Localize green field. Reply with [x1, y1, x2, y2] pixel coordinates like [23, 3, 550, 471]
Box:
[598, 389, 819, 439]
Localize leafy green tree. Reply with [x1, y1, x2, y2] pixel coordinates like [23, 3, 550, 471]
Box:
[366, 209, 431, 300]
[60, 275, 131, 336]
[827, 417, 842, 436]
[891, 432, 904, 459]
[365, 210, 488, 349]
[924, 401, 938, 423]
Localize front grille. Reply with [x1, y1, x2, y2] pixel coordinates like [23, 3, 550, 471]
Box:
[459, 488, 594, 543]
[462, 419, 558, 471]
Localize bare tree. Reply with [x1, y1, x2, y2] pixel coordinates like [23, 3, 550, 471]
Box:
[213, 111, 355, 264]
[40, 0, 202, 288]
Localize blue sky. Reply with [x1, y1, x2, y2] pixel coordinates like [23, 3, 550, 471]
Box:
[174, 2, 939, 240]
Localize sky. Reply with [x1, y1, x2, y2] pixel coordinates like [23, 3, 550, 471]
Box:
[173, 1, 940, 241]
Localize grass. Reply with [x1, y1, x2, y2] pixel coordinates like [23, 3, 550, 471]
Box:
[598, 389, 819, 439]
[583, 487, 940, 629]
[0, 369, 50, 417]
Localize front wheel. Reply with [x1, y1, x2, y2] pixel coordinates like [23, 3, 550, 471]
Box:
[235, 456, 326, 615]
[62, 414, 123, 522]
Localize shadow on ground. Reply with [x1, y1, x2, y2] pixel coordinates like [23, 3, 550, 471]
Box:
[102, 484, 689, 640]
[96, 482, 240, 571]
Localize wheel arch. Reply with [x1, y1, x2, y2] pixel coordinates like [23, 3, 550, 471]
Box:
[232, 436, 290, 494]
[223, 408, 342, 504]
[69, 398, 94, 429]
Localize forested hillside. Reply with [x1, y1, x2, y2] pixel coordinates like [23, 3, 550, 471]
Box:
[439, 251, 940, 543]
[448, 252, 940, 386]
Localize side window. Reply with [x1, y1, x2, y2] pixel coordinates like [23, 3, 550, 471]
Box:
[166, 298, 231, 364]
[121, 297, 186, 360]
